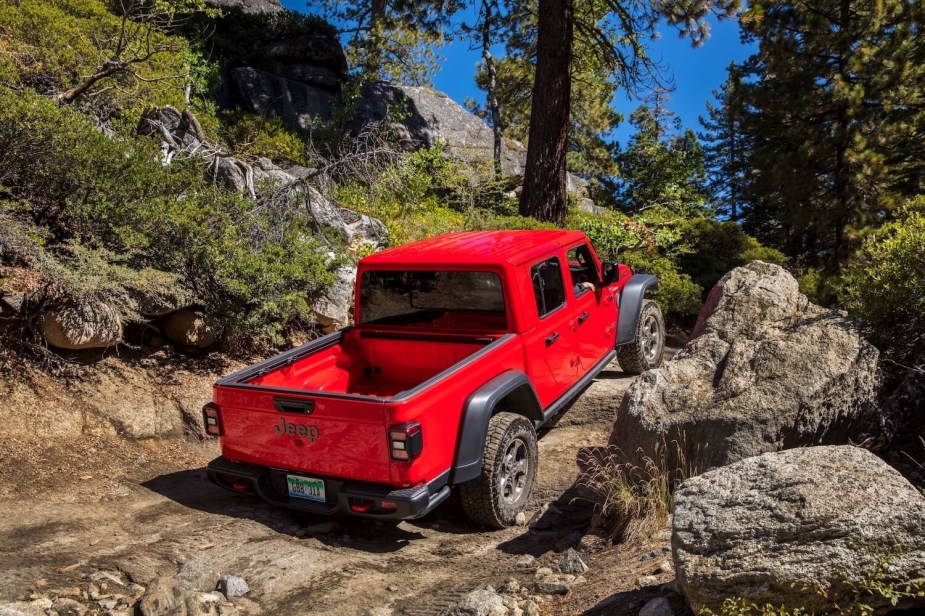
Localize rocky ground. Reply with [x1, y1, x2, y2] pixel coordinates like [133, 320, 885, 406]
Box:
[0, 348, 686, 616]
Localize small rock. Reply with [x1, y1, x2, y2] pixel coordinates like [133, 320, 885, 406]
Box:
[654, 560, 672, 575]
[135, 456, 147, 466]
[184, 591, 235, 616]
[637, 575, 658, 588]
[533, 567, 554, 579]
[577, 534, 608, 553]
[534, 574, 573, 595]
[139, 577, 182, 616]
[639, 597, 674, 616]
[522, 600, 540, 616]
[218, 575, 249, 599]
[514, 512, 527, 526]
[443, 588, 505, 616]
[499, 579, 520, 594]
[558, 548, 587, 574]
[572, 575, 586, 585]
[513, 555, 535, 570]
[53, 588, 81, 598]
[176, 562, 220, 593]
[52, 598, 87, 614]
[97, 598, 118, 610]
[386, 585, 398, 592]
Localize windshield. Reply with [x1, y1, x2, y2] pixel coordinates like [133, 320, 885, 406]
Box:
[359, 270, 506, 327]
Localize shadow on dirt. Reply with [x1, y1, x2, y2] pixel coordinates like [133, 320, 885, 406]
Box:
[142, 467, 475, 553]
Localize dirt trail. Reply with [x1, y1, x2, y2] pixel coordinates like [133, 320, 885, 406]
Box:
[0, 359, 679, 615]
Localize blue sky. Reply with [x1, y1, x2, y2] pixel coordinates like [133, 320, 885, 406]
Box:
[281, 1, 753, 145]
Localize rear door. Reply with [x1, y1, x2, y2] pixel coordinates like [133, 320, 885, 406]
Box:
[214, 387, 392, 483]
[565, 242, 618, 369]
[522, 254, 581, 407]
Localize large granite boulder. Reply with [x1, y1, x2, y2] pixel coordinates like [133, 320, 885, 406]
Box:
[163, 308, 216, 350]
[231, 66, 337, 129]
[610, 261, 881, 473]
[354, 83, 528, 177]
[263, 33, 348, 75]
[39, 301, 123, 350]
[673, 446, 925, 613]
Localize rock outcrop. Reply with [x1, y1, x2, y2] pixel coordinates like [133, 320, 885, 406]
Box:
[672, 445, 925, 613]
[39, 301, 123, 350]
[610, 261, 881, 473]
[313, 264, 356, 334]
[263, 33, 348, 75]
[231, 66, 337, 130]
[204, 0, 283, 14]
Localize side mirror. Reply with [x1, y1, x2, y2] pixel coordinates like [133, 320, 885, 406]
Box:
[602, 262, 617, 284]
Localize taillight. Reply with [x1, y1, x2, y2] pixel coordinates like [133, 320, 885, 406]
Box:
[202, 402, 223, 437]
[388, 422, 423, 461]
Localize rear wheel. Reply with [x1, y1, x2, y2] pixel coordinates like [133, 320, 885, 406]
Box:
[617, 299, 665, 374]
[460, 412, 537, 528]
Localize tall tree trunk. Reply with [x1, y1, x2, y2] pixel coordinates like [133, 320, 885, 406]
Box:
[519, 0, 573, 225]
[481, 0, 503, 205]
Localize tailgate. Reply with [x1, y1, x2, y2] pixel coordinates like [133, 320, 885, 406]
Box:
[214, 387, 391, 483]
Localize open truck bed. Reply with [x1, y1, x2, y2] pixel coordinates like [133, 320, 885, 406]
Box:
[244, 328, 497, 398]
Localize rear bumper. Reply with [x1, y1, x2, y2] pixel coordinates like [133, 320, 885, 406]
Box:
[206, 456, 450, 520]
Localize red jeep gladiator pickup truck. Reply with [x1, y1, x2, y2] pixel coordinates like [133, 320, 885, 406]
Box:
[204, 230, 664, 527]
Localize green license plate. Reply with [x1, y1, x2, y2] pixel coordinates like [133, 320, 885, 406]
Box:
[286, 475, 326, 502]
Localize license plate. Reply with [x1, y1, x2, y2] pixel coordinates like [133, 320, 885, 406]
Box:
[286, 475, 326, 502]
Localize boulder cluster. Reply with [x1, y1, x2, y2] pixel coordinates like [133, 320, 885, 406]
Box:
[609, 262, 925, 613]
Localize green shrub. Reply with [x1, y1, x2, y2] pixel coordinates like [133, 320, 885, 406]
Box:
[677, 218, 787, 294]
[567, 208, 703, 316]
[841, 196, 925, 362]
[222, 111, 310, 165]
[0, 87, 335, 347]
[0, 0, 203, 124]
[621, 249, 704, 316]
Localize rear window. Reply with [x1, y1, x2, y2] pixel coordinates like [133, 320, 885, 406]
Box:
[359, 270, 506, 326]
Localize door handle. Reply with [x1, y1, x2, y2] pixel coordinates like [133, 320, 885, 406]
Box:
[577, 311, 589, 325]
[545, 332, 560, 346]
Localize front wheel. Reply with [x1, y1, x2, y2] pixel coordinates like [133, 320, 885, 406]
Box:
[617, 299, 665, 374]
[459, 412, 538, 528]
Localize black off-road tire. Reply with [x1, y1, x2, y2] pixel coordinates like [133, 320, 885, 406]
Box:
[459, 412, 538, 528]
[617, 299, 665, 375]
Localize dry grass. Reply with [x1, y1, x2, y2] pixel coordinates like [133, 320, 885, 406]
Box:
[578, 436, 698, 544]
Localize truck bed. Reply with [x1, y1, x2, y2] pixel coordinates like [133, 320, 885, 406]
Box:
[246, 329, 494, 399]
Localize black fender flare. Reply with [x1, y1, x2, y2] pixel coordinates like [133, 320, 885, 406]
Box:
[449, 370, 542, 485]
[616, 274, 658, 346]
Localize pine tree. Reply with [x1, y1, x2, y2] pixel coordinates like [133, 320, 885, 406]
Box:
[698, 66, 749, 221]
[321, 0, 462, 85]
[733, 0, 925, 268]
[616, 104, 709, 218]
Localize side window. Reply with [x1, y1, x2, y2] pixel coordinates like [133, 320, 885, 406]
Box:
[566, 244, 598, 294]
[530, 257, 566, 317]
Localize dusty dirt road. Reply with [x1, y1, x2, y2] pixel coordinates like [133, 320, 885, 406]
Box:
[0, 359, 680, 615]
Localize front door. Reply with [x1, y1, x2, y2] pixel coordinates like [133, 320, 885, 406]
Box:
[523, 254, 581, 407]
[565, 242, 618, 370]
